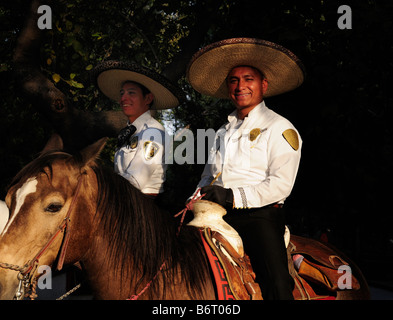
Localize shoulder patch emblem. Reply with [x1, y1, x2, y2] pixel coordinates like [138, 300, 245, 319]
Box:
[282, 129, 299, 151]
[143, 141, 159, 160]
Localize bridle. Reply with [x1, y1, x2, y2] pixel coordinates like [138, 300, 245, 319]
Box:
[0, 173, 85, 300]
[1, 176, 204, 300]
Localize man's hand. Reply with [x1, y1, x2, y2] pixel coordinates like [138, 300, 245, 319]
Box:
[200, 186, 234, 209]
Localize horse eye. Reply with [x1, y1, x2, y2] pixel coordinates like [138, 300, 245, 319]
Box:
[45, 203, 63, 213]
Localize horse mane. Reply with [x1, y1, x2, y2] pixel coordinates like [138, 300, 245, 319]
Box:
[92, 162, 210, 298]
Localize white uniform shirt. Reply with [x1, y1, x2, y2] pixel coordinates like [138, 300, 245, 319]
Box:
[196, 101, 302, 208]
[114, 111, 166, 194]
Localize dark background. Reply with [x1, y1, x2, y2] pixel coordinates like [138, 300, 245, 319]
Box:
[1, 0, 392, 289]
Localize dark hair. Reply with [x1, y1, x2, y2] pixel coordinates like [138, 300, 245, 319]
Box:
[122, 80, 151, 96]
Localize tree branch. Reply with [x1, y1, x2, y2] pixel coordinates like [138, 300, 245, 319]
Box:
[13, 0, 127, 150]
[161, 1, 222, 82]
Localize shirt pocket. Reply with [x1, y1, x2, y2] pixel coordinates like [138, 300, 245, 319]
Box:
[248, 129, 268, 167]
[118, 145, 138, 169]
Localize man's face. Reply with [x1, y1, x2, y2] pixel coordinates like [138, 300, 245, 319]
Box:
[227, 66, 268, 116]
[119, 82, 153, 122]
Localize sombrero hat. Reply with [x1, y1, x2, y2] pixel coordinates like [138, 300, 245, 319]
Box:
[187, 38, 305, 98]
[92, 60, 184, 110]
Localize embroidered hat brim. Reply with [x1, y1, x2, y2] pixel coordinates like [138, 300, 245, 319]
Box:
[186, 38, 305, 98]
[92, 60, 185, 110]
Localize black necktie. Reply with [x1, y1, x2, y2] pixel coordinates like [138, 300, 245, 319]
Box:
[117, 124, 136, 148]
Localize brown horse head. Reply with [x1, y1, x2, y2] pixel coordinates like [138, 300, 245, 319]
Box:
[0, 134, 107, 299]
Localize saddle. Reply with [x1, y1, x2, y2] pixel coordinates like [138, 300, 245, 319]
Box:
[189, 200, 262, 300]
[200, 227, 262, 300]
[189, 200, 361, 300]
[288, 235, 360, 300]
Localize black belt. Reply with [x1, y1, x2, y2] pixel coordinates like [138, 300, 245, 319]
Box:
[268, 203, 283, 209]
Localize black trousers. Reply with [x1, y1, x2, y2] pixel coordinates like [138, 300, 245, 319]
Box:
[224, 206, 294, 300]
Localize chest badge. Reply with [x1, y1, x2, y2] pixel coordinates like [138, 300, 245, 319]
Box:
[249, 128, 261, 141]
[144, 141, 159, 160]
[130, 136, 138, 149]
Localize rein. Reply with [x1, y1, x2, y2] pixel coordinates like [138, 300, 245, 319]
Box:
[0, 173, 85, 300]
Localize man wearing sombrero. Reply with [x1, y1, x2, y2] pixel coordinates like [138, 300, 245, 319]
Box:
[93, 61, 183, 195]
[187, 38, 305, 299]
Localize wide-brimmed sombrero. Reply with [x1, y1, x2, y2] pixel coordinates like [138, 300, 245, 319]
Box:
[187, 38, 305, 98]
[92, 60, 184, 110]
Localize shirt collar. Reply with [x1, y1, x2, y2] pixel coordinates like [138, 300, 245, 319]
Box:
[128, 110, 151, 132]
[227, 101, 267, 124]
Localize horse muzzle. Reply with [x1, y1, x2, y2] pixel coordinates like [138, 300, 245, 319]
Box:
[0, 270, 20, 300]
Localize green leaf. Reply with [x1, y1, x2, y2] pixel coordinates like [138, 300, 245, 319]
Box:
[69, 80, 84, 88]
[52, 73, 61, 83]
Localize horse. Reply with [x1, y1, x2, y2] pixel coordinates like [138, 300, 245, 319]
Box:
[0, 135, 369, 300]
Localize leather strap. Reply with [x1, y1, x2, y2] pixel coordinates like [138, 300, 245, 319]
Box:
[21, 174, 84, 276]
[57, 174, 84, 271]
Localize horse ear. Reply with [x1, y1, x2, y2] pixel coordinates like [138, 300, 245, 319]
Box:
[80, 137, 108, 167]
[41, 133, 64, 154]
